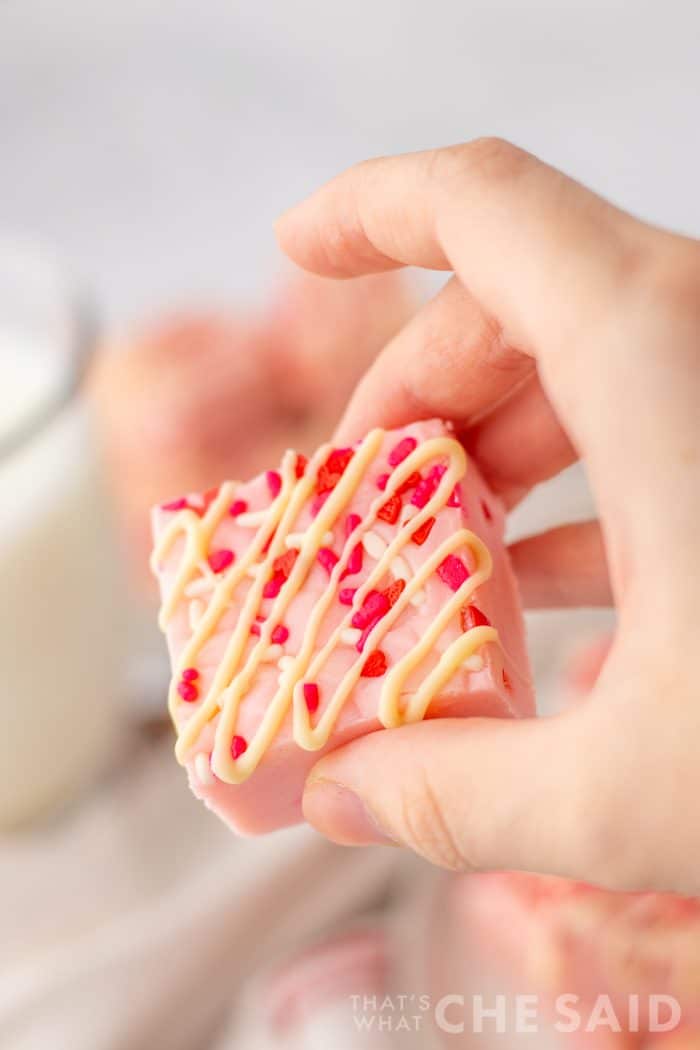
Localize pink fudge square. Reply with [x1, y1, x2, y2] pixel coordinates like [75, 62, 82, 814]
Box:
[151, 420, 534, 834]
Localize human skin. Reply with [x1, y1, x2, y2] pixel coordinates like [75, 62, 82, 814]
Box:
[276, 138, 700, 895]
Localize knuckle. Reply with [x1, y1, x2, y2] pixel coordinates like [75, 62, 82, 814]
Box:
[419, 138, 530, 194]
[642, 237, 700, 319]
[397, 767, 471, 871]
[451, 137, 531, 184]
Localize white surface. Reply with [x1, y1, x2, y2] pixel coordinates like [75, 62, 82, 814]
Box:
[0, 1, 698, 324]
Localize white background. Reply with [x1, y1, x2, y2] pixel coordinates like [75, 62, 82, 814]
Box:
[1, 0, 699, 324]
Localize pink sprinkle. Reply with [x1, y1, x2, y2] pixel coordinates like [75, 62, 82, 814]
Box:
[317, 547, 339, 575]
[447, 486, 461, 507]
[250, 622, 261, 636]
[345, 513, 362, 537]
[376, 473, 390, 491]
[208, 548, 234, 574]
[161, 497, 188, 511]
[229, 499, 248, 517]
[263, 572, 284, 599]
[266, 470, 282, 499]
[410, 463, 447, 508]
[271, 624, 289, 644]
[177, 681, 198, 702]
[437, 554, 470, 592]
[351, 590, 390, 630]
[231, 735, 248, 759]
[303, 682, 320, 713]
[339, 587, 357, 605]
[311, 490, 331, 517]
[181, 667, 199, 682]
[388, 436, 417, 467]
[344, 543, 363, 578]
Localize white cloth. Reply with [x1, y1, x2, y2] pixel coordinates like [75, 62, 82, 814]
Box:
[0, 734, 402, 1050]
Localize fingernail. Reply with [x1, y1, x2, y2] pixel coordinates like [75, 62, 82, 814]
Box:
[303, 780, 396, 847]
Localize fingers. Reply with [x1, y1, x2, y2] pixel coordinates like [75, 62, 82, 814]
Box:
[277, 139, 648, 367]
[334, 276, 534, 445]
[462, 371, 578, 508]
[303, 711, 600, 882]
[508, 520, 612, 608]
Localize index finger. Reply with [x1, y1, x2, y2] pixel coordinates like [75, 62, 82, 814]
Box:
[276, 138, 651, 373]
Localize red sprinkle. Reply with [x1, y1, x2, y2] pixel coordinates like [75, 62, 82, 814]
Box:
[229, 499, 248, 517]
[266, 470, 282, 499]
[351, 590, 390, 630]
[339, 587, 357, 605]
[377, 494, 402, 524]
[250, 622, 261, 636]
[388, 436, 417, 467]
[447, 486, 461, 508]
[345, 513, 362, 537]
[317, 448, 354, 494]
[361, 650, 388, 677]
[177, 680, 199, 702]
[396, 470, 422, 495]
[344, 544, 363, 578]
[263, 573, 284, 599]
[410, 465, 446, 508]
[317, 547, 339, 575]
[271, 624, 289, 645]
[295, 453, 308, 478]
[502, 668, 512, 691]
[303, 682, 320, 713]
[411, 516, 436, 546]
[437, 554, 470, 591]
[273, 549, 298, 579]
[481, 499, 493, 522]
[382, 578, 406, 608]
[376, 473, 390, 491]
[208, 549, 234, 574]
[231, 735, 248, 760]
[326, 447, 354, 474]
[161, 496, 189, 512]
[460, 604, 491, 632]
[181, 667, 199, 682]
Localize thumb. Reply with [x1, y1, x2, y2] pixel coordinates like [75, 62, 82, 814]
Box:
[303, 711, 597, 880]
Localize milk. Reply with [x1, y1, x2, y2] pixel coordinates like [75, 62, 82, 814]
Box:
[0, 335, 125, 827]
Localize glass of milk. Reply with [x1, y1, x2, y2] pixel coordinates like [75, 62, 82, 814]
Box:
[0, 240, 125, 828]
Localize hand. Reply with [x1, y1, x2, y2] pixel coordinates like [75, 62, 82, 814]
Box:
[276, 139, 700, 894]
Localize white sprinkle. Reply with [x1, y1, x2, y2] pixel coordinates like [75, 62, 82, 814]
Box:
[341, 627, 362, 646]
[185, 576, 215, 598]
[194, 753, 214, 786]
[400, 504, 418, 525]
[286, 529, 334, 549]
[188, 598, 205, 629]
[187, 493, 205, 510]
[464, 654, 484, 672]
[391, 555, 411, 581]
[236, 510, 268, 528]
[262, 644, 284, 662]
[278, 655, 295, 671]
[362, 530, 387, 559]
[409, 588, 427, 607]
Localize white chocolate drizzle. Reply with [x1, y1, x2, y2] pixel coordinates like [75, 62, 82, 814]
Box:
[151, 431, 499, 784]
